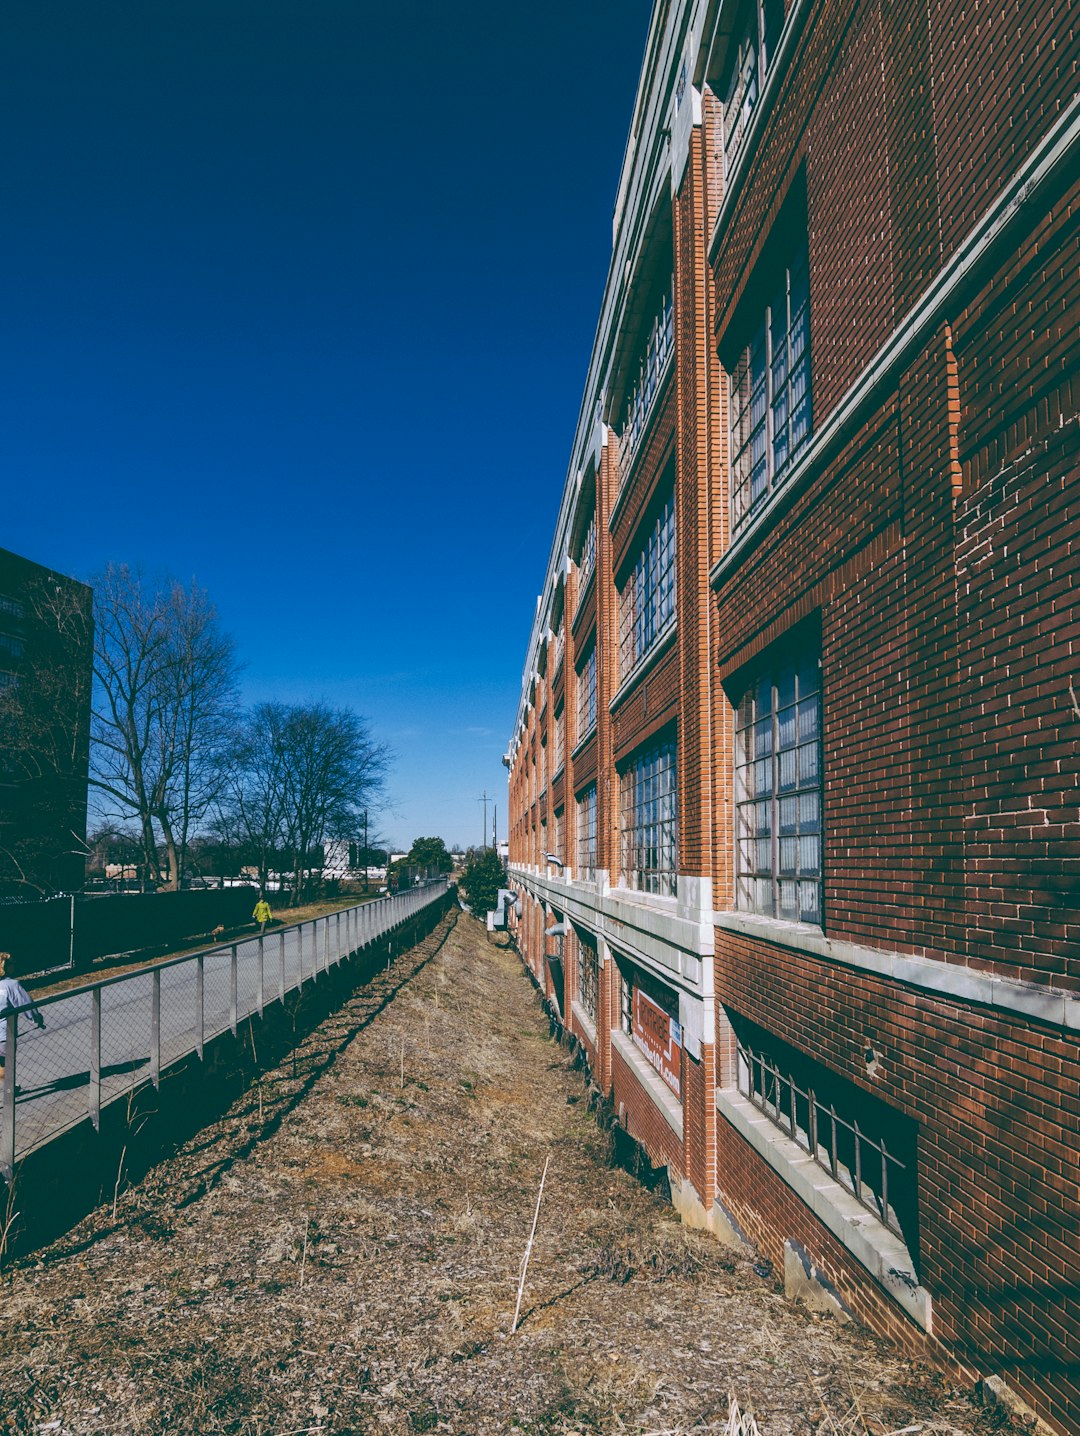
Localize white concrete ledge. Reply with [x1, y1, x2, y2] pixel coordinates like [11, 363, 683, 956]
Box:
[510, 866, 713, 991]
[714, 910, 1079, 1033]
[717, 1087, 931, 1331]
[571, 999, 597, 1051]
[612, 1028, 684, 1139]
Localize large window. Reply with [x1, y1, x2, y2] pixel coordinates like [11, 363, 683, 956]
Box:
[553, 705, 565, 774]
[576, 641, 597, 743]
[730, 240, 811, 529]
[720, 0, 785, 178]
[577, 514, 597, 593]
[733, 1016, 919, 1272]
[620, 733, 677, 897]
[734, 640, 822, 924]
[619, 489, 676, 678]
[577, 784, 597, 880]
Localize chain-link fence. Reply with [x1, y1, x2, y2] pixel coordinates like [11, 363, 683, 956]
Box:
[0, 881, 449, 1177]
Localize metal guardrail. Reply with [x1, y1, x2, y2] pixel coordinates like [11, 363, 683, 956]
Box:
[0, 880, 449, 1178]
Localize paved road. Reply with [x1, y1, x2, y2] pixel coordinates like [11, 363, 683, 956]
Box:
[2, 885, 447, 1171]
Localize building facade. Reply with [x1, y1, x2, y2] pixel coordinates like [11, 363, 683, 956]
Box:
[505, 3, 1078, 1430]
[0, 548, 93, 897]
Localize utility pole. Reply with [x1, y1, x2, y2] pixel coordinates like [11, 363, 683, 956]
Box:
[478, 790, 491, 848]
[363, 809, 369, 894]
[493, 805, 497, 851]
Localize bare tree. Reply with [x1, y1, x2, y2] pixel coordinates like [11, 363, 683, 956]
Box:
[216, 701, 292, 894]
[90, 565, 238, 890]
[218, 701, 389, 904]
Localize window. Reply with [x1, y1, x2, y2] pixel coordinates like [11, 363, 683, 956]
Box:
[0, 595, 24, 621]
[618, 287, 675, 489]
[619, 959, 682, 1096]
[620, 733, 677, 896]
[734, 640, 822, 923]
[734, 1017, 919, 1272]
[720, 0, 785, 178]
[730, 239, 811, 528]
[577, 514, 597, 593]
[576, 929, 599, 1023]
[540, 738, 547, 793]
[576, 642, 597, 742]
[553, 808, 563, 865]
[577, 784, 597, 880]
[0, 635, 24, 661]
[554, 705, 565, 774]
[619, 488, 676, 678]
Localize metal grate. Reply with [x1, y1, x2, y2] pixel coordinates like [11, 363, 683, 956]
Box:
[737, 1036, 913, 1248]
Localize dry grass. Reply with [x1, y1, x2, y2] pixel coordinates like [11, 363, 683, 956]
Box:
[0, 912, 1018, 1435]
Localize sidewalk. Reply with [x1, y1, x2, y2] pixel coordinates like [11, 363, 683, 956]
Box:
[0, 910, 1012, 1435]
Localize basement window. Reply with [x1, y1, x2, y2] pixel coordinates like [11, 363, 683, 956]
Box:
[618, 958, 682, 1097]
[732, 1013, 920, 1276]
[575, 927, 599, 1024]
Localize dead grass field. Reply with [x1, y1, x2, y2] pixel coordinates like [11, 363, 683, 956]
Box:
[0, 910, 1016, 1435]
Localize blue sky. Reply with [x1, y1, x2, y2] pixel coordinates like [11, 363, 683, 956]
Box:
[1, 1, 652, 851]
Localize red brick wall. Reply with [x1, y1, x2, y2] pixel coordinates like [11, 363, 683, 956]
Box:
[715, 928, 1080, 1421]
[930, 0, 1079, 263]
[612, 1045, 685, 1178]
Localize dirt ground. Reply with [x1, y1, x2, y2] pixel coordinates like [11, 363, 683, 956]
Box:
[0, 909, 1016, 1435]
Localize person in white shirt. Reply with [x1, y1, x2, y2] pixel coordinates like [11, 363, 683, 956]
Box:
[0, 951, 45, 1086]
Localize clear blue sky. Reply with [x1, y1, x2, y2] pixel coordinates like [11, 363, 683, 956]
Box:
[1, 1, 653, 852]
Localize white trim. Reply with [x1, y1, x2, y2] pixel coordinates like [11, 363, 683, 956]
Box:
[612, 1028, 684, 1138]
[714, 910, 1080, 1033]
[511, 864, 712, 993]
[711, 93, 1080, 591]
[717, 1086, 931, 1330]
[570, 998, 597, 1050]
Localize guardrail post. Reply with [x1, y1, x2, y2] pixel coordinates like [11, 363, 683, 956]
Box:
[230, 944, 238, 1036]
[2, 1014, 16, 1179]
[196, 954, 205, 1059]
[324, 918, 331, 971]
[151, 968, 161, 1089]
[90, 987, 102, 1129]
[257, 935, 265, 1017]
[298, 923, 304, 987]
[279, 930, 286, 1002]
[335, 911, 341, 964]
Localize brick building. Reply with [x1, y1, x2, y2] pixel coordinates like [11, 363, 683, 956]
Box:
[504, 2, 1078, 1429]
[0, 548, 93, 897]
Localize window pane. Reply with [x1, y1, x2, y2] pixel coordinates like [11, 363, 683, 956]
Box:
[735, 644, 823, 923]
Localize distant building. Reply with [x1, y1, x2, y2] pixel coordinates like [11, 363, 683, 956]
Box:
[0, 549, 93, 896]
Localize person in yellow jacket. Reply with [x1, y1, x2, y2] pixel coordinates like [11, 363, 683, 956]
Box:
[253, 896, 273, 933]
